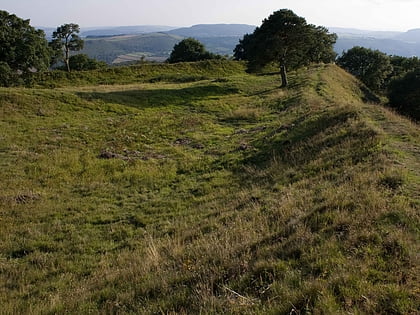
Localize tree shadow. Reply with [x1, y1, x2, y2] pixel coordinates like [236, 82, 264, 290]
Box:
[249, 87, 280, 97]
[360, 85, 381, 103]
[77, 84, 240, 110]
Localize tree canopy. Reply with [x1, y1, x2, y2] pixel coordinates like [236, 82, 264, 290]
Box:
[167, 38, 220, 63]
[0, 10, 50, 86]
[388, 55, 420, 82]
[50, 23, 84, 72]
[388, 68, 420, 121]
[234, 9, 337, 87]
[337, 46, 393, 91]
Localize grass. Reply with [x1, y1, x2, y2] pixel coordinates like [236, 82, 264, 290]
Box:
[32, 59, 246, 87]
[0, 61, 419, 314]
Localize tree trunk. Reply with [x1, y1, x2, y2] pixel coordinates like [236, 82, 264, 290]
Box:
[65, 46, 70, 72]
[280, 63, 288, 87]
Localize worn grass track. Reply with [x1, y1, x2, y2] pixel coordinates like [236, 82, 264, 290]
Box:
[0, 62, 418, 314]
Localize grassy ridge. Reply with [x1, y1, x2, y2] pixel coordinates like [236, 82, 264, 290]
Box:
[33, 59, 246, 87]
[0, 62, 419, 313]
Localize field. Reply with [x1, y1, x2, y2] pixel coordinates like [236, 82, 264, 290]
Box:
[0, 61, 419, 314]
[112, 53, 167, 64]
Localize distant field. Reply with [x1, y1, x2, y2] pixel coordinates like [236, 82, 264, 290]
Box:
[112, 53, 167, 64]
[0, 61, 419, 314]
[81, 32, 184, 64]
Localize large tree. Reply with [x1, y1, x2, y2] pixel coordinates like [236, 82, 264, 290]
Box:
[0, 10, 50, 86]
[234, 9, 337, 87]
[50, 23, 84, 72]
[167, 38, 219, 63]
[337, 46, 393, 91]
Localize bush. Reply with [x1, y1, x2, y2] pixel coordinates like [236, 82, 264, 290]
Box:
[0, 62, 15, 87]
[68, 54, 107, 71]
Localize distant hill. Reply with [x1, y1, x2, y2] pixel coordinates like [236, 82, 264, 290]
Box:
[165, 24, 256, 56]
[75, 24, 420, 64]
[335, 37, 420, 57]
[81, 24, 256, 63]
[394, 28, 420, 42]
[167, 24, 256, 37]
[332, 27, 420, 56]
[329, 27, 401, 39]
[82, 25, 177, 37]
[38, 25, 177, 39]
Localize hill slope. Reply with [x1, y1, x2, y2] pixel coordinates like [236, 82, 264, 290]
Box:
[82, 32, 184, 64]
[0, 62, 418, 313]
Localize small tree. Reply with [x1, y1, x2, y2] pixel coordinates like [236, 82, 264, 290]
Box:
[51, 23, 84, 72]
[0, 10, 50, 86]
[337, 46, 393, 91]
[167, 38, 219, 63]
[234, 9, 337, 87]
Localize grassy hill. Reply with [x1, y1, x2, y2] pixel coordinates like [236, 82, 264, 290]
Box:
[0, 61, 419, 314]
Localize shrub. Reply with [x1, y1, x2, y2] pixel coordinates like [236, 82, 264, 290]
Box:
[68, 54, 107, 71]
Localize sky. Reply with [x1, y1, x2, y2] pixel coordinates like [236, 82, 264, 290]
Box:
[1, 0, 419, 31]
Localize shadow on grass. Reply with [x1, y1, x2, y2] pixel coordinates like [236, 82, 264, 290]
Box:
[360, 85, 381, 103]
[243, 108, 362, 169]
[77, 84, 240, 110]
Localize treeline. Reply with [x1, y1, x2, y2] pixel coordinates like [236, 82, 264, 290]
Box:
[337, 47, 420, 120]
[0, 10, 105, 86]
[0, 10, 223, 86]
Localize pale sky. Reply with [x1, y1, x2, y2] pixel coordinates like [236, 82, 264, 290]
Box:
[1, 0, 419, 31]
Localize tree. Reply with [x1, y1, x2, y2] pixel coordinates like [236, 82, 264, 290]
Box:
[51, 23, 84, 72]
[167, 38, 219, 63]
[337, 47, 393, 91]
[388, 68, 420, 121]
[386, 55, 420, 83]
[67, 54, 106, 71]
[234, 9, 337, 87]
[0, 10, 50, 86]
[233, 33, 255, 61]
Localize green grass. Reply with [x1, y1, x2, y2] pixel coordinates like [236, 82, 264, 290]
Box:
[0, 61, 419, 314]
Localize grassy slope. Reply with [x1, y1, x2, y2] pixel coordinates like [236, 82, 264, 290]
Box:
[34, 60, 246, 88]
[0, 62, 419, 314]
